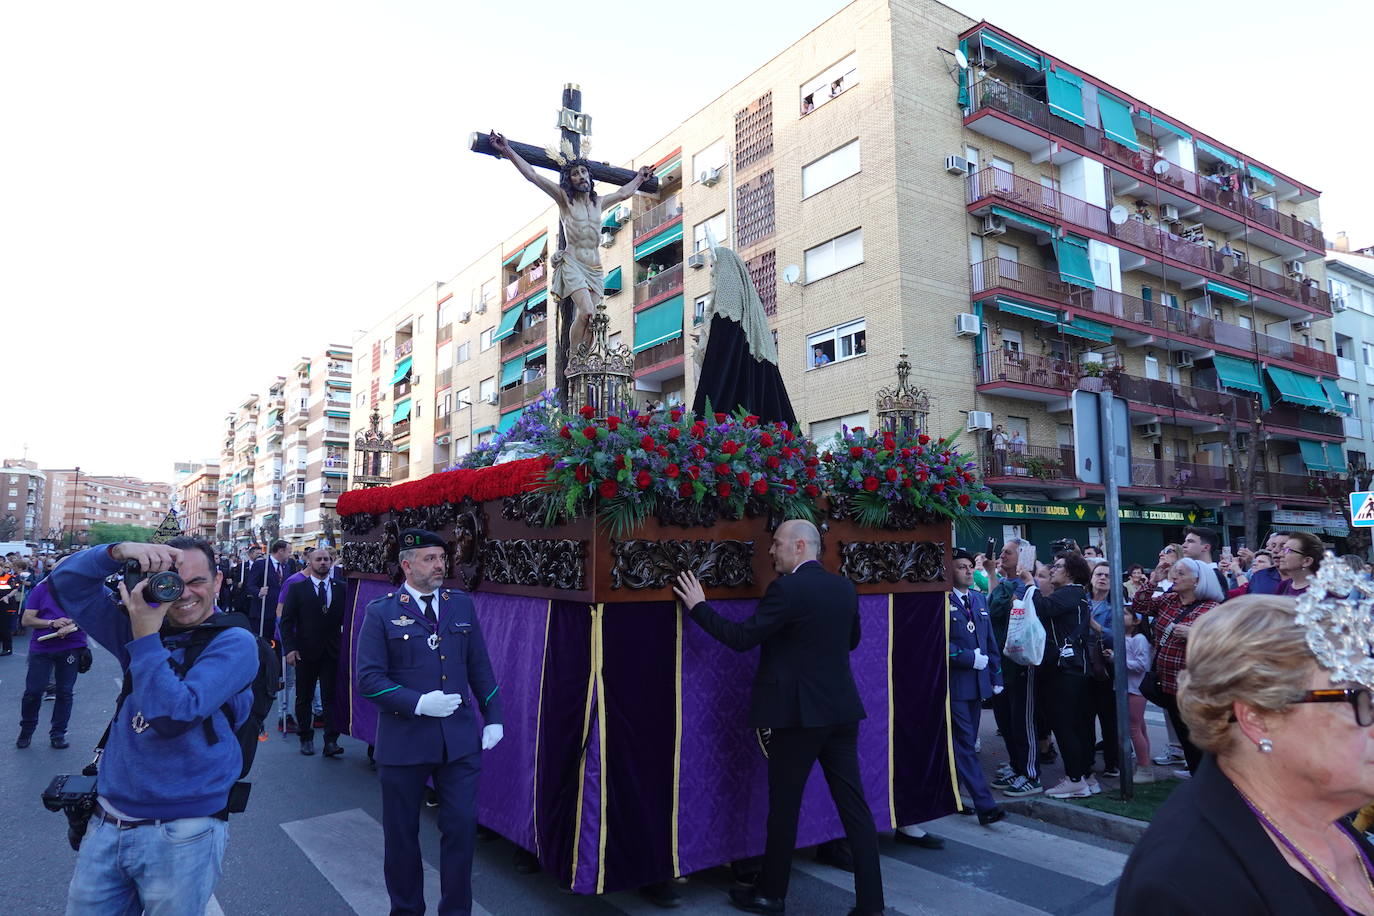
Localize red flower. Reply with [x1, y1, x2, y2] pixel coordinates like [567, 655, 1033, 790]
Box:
[716, 481, 732, 498]
[679, 480, 694, 497]
[606, 415, 621, 431]
[958, 493, 971, 507]
[805, 467, 817, 480]
[669, 408, 682, 422]
[752, 479, 769, 495]
[691, 444, 707, 459]
[744, 415, 759, 427]
[666, 463, 681, 479]
[579, 404, 596, 419]
[783, 429, 795, 442]
[657, 447, 670, 459]
[918, 434, 931, 445]
[900, 448, 912, 459]
[805, 456, 819, 467]
[863, 476, 879, 492]
[559, 425, 572, 439]
[804, 484, 820, 498]
[714, 412, 727, 423]
[737, 471, 752, 486]
[759, 432, 774, 447]
[668, 427, 681, 442]
[640, 434, 656, 451]
[849, 446, 865, 459]
[574, 464, 591, 483]
[916, 470, 928, 482]
[766, 455, 781, 470]
[976, 500, 989, 511]
[636, 470, 652, 489]
[599, 480, 618, 498]
[582, 426, 598, 441]
[933, 483, 945, 494]
[721, 440, 740, 455]
[637, 415, 653, 428]
[614, 455, 627, 470]
[691, 422, 706, 438]
[687, 465, 701, 479]
[715, 462, 731, 475]
[883, 436, 896, 452]
[885, 467, 898, 482]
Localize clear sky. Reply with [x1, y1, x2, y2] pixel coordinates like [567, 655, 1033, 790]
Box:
[4, 0, 1369, 482]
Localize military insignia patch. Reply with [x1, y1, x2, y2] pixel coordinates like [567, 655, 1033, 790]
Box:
[399, 594, 410, 605]
[391, 616, 415, 627]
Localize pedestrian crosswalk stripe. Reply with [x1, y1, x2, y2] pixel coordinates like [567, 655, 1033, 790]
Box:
[926, 814, 1128, 885]
[796, 853, 1048, 915]
[281, 808, 494, 916]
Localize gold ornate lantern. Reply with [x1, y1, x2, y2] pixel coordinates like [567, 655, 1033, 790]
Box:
[351, 407, 396, 489]
[875, 353, 931, 437]
[564, 301, 633, 419]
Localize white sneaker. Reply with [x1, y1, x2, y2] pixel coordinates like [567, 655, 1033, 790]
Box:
[1172, 768, 1193, 780]
[1133, 767, 1155, 784]
[1085, 775, 1102, 795]
[1152, 748, 1185, 766]
[1046, 777, 1092, 798]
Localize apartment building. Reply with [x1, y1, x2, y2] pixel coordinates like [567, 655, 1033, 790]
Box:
[215, 346, 353, 553]
[42, 470, 172, 543]
[351, 0, 1337, 553]
[175, 463, 221, 542]
[1, 460, 46, 542]
[1328, 247, 1374, 484]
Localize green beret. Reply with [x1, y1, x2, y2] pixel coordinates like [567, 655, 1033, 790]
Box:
[399, 529, 445, 551]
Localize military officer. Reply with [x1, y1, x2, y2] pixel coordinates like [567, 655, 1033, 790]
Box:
[356, 529, 503, 916]
[946, 547, 1006, 826]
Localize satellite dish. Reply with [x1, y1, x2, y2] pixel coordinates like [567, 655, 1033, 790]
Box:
[1152, 160, 1170, 176]
[954, 49, 969, 69]
[1109, 205, 1130, 226]
[782, 264, 801, 284]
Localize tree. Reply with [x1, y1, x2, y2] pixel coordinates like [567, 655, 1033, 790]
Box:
[1223, 397, 1268, 548]
[0, 515, 17, 541]
[87, 523, 157, 545]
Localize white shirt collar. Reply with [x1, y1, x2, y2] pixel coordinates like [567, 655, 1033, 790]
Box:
[402, 582, 436, 604]
[953, 588, 971, 601]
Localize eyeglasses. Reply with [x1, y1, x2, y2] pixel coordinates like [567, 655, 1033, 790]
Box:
[1292, 688, 1374, 728]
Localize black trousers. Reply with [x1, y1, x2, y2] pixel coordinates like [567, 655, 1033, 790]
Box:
[1091, 676, 1119, 770]
[294, 654, 338, 742]
[758, 722, 883, 912]
[379, 754, 481, 916]
[992, 662, 1038, 780]
[1042, 666, 1095, 780]
[1159, 692, 1203, 773]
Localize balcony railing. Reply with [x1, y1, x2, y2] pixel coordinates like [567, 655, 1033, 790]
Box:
[391, 418, 410, 438]
[633, 335, 686, 374]
[968, 168, 1330, 312]
[1261, 402, 1344, 437]
[391, 465, 410, 482]
[635, 193, 683, 239]
[981, 445, 1078, 484]
[437, 368, 452, 390]
[503, 269, 547, 306]
[978, 349, 1077, 391]
[967, 80, 1323, 253]
[437, 323, 453, 344]
[396, 339, 413, 358]
[1108, 374, 1256, 423]
[499, 318, 548, 359]
[634, 263, 685, 305]
[971, 257, 1337, 375]
[499, 376, 547, 410]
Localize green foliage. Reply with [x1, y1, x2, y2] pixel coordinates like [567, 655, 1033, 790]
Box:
[87, 523, 158, 545]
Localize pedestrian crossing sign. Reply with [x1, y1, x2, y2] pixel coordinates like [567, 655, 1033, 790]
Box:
[1351, 492, 1374, 528]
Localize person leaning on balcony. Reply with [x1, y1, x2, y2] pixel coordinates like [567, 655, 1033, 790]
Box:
[1008, 429, 1025, 454]
[1276, 532, 1323, 597]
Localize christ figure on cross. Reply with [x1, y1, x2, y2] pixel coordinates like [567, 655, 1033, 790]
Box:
[489, 130, 655, 346]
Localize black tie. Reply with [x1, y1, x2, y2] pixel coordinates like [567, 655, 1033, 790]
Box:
[316, 580, 327, 605]
[421, 595, 436, 626]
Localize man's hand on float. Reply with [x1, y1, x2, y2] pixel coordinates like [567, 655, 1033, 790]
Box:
[672, 571, 705, 609]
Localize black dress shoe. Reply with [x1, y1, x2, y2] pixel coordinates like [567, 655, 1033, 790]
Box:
[322, 740, 343, 757]
[51, 735, 69, 749]
[640, 880, 683, 908]
[956, 805, 975, 816]
[977, 806, 1007, 826]
[513, 847, 540, 874]
[894, 830, 945, 850]
[300, 739, 315, 756]
[728, 887, 784, 914]
[16, 734, 31, 749]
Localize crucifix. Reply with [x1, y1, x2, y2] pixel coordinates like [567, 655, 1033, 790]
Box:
[470, 84, 659, 400]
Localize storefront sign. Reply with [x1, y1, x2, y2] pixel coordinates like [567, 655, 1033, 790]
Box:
[982, 500, 1214, 525]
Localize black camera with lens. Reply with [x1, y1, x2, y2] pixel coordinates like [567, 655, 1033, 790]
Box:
[42, 774, 99, 851]
[1050, 537, 1078, 554]
[104, 559, 184, 606]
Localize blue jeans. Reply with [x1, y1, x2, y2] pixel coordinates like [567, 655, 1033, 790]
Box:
[66, 814, 228, 916]
[21, 649, 80, 738]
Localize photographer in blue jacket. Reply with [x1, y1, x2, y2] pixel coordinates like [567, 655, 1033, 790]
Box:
[49, 537, 257, 916]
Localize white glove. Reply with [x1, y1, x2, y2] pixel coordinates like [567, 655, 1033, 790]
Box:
[415, 690, 462, 717]
[993, 685, 1004, 695]
[482, 724, 504, 750]
[972, 649, 989, 671]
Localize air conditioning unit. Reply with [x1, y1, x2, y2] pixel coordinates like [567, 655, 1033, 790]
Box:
[1175, 352, 1195, 368]
[600, 229, 616, 249]
[1334, 296, 1348, 312]
[945, 155, 972, 175]
[1160, 203, 1181, 223]
[700, 168, 721, 186]
[459, 308, 471, 323]
[435, 434, 451, 446]
[614, 205, 632, 223]
[1287, 259, 1306, 276]
[1137, 421, 1163, 438]
[483, 393, 499, 405]
[956, 313, 981, 337]
[1292, 319, 1313, 331]
[475, 299, 488, 314]
[979, 215, 1006, 237]
[688, 252, 708, 270]
[966, 410, 994, 431]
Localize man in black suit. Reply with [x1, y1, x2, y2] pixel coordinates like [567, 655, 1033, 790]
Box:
[242, 540, 291, 638]
[280, 546, 345, 757]
[674, 519, 884, 916]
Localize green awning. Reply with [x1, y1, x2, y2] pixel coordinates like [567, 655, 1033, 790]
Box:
[1247, 163, 1277, 187]
[500, 356, 525, 387]
[1052, 234, 1095, 289]
[1299, 439, 1330, 472]
[991, 297, 1061, 324]
[498, 408, 524, 434]
[1321, 378, 1352, 414]
[390, 357, 412, 385]
[633, 295, 684, 352]
[472, 425, 493, 436]
[1097, 93, 1139, 151]
[990, 205, 1054, 237]
[502, 249, 521, 266]
[602, 209, 624, 229]
[1266, 366, 1329, 409]
[979, 31, 1043, 70]
[655, 156, 681, 179]
[523, 289, 548, 309]
[1145, 113, 1190, 140]
[1058, 316, 1112, 342]
[525, 345, 547, 362]
[1213, 355, 1265, 395]
[1327, 443, 1349, 473]
[391, 399, 411, 424]
[634, 222, 684, 260]
[957, 38, 970, 109]
[515, 234, 548, 272]
[492, 300, 527, 343]
[1196, 139, 1240, 169]
[1046, 68, 1086, 127]
[1205, 280, 1249, 301]
[604, 266, 623, 294]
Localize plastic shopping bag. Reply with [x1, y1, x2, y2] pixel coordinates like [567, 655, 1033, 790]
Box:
[1003, 585, 1046, 666]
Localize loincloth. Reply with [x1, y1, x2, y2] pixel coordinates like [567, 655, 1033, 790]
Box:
[551, 251, 604, 302]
